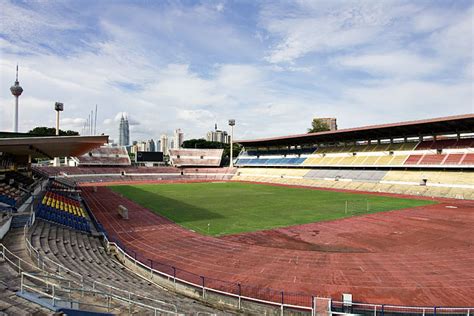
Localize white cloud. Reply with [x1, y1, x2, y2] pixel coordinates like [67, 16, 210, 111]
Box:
[215, 3, 224, 12]
[0, 0, 472, 143]
[335, 51, 443, 78]
[261, 1, 402, 63]
[61, 117, 87, 128]
[426, 7, 474, 61]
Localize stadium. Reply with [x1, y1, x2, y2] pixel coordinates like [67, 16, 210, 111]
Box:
[0, 114, 473, 315]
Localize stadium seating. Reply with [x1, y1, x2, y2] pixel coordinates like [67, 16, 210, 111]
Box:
[237, 137, 474, 168]
[33, 165, 237, 184]
[415, 138, 474, 150]
[36, 190, 90, 232]
[74, 146, 131, 166]
[235, 157, 306, 166]
[233, 167, 474, 199]
[21, 219, 221, 314]
[169, 149, 223, 167]
[405, 153, 474, 166]
[4, 171, 36, 187]
[245, 147, 317, 156]
[0, 182, 25, 207]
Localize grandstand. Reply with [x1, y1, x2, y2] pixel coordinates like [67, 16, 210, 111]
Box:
[0, 134, 237, 315]
[235, 114, 474, 199]
[73, 146, 131, 166]
[1, 115, 473, 315]
[169, 148, 224, 167]
[34, 165, 236, 183]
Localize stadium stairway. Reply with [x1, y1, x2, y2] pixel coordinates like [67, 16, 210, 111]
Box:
[0, 228, 51, 315]
[10, 213, 33, 229]
[27, 219, 233, 315]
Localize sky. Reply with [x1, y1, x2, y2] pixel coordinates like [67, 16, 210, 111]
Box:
[0, 0, 473, 142]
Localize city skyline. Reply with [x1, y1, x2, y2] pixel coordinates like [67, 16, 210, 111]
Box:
[0, 1, 472, 141]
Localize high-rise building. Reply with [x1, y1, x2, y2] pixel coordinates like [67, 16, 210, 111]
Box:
[10, 65, 23, 133]
[314, 117, 338, 131]
[160, 134, 169, 155]
[155, 139, 161, 152]
[174, 129, 184, 149]
[146, 139, 156, 152]
[206, 124, 229, 144]
[118, 114, 130, 146]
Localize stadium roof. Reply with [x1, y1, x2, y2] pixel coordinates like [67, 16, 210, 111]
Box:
[237, 114, 474, 147]
[0, 135, 109, 159]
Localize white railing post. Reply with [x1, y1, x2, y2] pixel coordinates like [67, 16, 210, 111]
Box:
[20, 273, 24, 294]
[52, 285, 56, 306]
[18, 257, 21, 274]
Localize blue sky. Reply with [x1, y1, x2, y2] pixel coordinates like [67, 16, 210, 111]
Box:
[0, 0, 473, 142]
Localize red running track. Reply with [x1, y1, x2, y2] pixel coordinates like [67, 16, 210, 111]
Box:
[80, 182, 474, 306]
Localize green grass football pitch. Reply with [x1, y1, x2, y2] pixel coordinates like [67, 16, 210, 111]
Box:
[110, 182, 436, 236]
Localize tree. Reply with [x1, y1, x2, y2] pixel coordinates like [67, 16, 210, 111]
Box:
[28, 127, 79, 136]
[308, 119, 330, 133]
[182, 139, 224, 149]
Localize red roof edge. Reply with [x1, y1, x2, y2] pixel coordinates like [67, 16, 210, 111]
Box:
[236, 113, 474, 144]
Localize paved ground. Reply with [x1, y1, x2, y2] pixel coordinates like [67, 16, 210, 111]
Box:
[80, 181, 474, 307]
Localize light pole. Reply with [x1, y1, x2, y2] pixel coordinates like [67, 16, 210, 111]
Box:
[54, 102, 64, 135]
[228, 119, 235, 168]
[54, 102, 64, 166]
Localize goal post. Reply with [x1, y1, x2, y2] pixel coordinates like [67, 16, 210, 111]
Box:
[344, 199, 370, 216]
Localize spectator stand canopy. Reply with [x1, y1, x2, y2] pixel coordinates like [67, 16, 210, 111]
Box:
[0, 135, 109, 160]
[236, 114, 474, 148]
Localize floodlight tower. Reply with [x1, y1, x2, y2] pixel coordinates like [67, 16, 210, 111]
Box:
[55, 102, 64, 135]
[10, 65, 23, 132]
[228, 119, 235, 168]
[53, 102, 64, 167]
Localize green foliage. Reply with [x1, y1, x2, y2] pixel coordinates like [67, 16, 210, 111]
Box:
[110, 182, 436, 236]
[308, 119, 330, 133]
[182, 139, 224, 149]
[28, 127, 79, 136]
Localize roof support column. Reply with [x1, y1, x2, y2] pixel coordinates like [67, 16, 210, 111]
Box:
[27, 154, 32, 177]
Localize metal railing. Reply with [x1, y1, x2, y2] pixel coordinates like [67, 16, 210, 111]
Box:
[330, 300, 473, 316]
[108, 238, 314, 315]
[0, 228, 179, 315]
[21, 179, 474, 316]
[102, 229, 474, 316]
[20, 271, 174, 315]
[2, 241, 179, 315]
[22, 225, 177, 314]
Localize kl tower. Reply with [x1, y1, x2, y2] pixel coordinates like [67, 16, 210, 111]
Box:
[10, 65, 23, 132]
